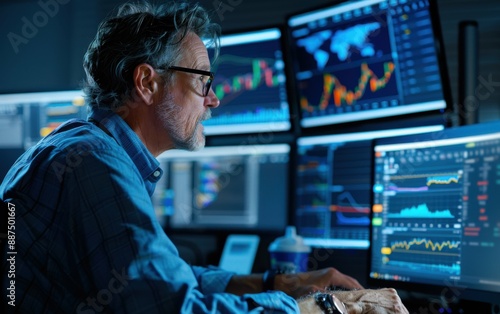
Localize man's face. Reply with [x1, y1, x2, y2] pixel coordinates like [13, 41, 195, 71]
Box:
[156, 32, 219, 151]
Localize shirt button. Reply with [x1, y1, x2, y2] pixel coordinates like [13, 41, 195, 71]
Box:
[153, 170, 160, 177]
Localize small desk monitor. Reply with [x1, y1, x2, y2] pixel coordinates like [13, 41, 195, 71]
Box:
[219, 234, 260, 275]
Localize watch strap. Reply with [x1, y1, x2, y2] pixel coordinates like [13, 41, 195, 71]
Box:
[262, 270, 278, 291]
[315, 293, 344, 314]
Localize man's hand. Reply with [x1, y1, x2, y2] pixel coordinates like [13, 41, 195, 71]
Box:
[297, 289, 409, 314]
[274, 267, 364, 298]
[335, 288, 409, 314]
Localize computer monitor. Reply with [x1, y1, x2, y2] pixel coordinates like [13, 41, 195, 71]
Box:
[370, 120, 500, 304]
[0, 90, 86, 149]
[203, 27, 292, 135]
[155, 143, 290, 231]
[294, 124, 444, 249]
[287, 0, 451, 129]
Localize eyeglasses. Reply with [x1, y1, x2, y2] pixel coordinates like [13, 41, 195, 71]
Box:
[168, 66, 214, 97]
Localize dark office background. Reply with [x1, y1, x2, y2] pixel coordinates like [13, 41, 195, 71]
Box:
[1, 1, 500, 308]
[1, 0, 500, 123]
[2, 0, 500, 203]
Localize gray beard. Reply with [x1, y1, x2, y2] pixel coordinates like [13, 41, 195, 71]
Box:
[156, 97, 210, 151]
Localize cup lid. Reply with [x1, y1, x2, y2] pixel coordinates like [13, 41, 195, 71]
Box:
[268, 226, 311, 253]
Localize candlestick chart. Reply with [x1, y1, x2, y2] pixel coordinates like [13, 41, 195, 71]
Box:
[299, 61, 398, 115]
[204, 44, 289, 128]
[203, 28, 291, 134]
[213, 57, 280, 102]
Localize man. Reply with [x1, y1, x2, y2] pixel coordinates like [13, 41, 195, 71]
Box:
[1, 1, 408, 313]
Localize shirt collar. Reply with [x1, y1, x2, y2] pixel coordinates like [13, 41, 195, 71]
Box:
[87, 107, 163, 184]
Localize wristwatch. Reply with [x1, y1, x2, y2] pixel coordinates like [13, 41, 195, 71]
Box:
[314, 293, 347, 314]
[262, 270, 277, 291]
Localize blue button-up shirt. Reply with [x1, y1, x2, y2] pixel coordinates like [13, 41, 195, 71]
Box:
[0, 108, 298, 313]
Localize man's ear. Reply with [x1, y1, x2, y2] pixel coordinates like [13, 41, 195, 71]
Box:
[133, 63, 159, 105]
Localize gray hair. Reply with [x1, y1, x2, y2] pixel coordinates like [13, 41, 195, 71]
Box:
[82, 1, 220, 110]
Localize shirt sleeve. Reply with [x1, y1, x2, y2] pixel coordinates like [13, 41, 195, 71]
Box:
[66, 148, 299, 314]
[191, 265, 235, 293]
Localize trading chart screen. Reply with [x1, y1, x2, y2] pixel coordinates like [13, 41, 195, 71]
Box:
[287, 0, 449, 128]
[203, 28, 291, 135]
[370, 121, 500, 300]
[0, 90, 86, 149]
[294, 125, 443, 249]
[155, 144, 290, 231]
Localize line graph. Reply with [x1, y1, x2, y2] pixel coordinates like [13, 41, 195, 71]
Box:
[300, 61, 396, 112]
[331, 191, 370, 226]
[390, 171, 462, 181]
[390, 172, 461, 187]
[387, 200, 460, 223]
[382, 236, 461, 276]
[384, 169, 463, 222]
[389, 238, 460, 254]
[427, 174, 461, 186]
[387, 203, 455, 218]
[387, 177, 459, 192]
[387, 185, 428, 192]
[385, 260, 460, 275]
